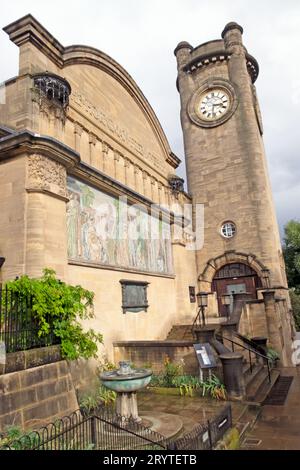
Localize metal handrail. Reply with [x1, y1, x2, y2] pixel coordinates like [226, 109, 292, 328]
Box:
[216, 333, 271, 383]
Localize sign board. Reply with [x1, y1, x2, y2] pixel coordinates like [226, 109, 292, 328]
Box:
[193, 343, 216, 369]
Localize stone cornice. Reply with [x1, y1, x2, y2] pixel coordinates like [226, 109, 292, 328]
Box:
[167, 152, 181, 169]
[0, 131, 186, 224]
[0, 124, 15, 138]
[3, 14, 64, 67]
[0, 131, 80, 168]
[183, 50, 230, 73]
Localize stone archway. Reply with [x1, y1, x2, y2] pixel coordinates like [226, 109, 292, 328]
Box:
[198, 251, 270, 315]
[212, 263, 262, 316]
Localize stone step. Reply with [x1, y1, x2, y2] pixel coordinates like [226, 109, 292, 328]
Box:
[166, 325, 195, 341]
[252, 369, 280, 404]
[244, 364, 264, 388]
[246, 366, 271, 401]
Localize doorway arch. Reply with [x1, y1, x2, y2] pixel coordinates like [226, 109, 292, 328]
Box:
[212, 262, 262, 316]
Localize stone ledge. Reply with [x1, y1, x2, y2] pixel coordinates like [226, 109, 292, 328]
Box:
[113, 340, 194, 347]
[2, 345, 61, 375]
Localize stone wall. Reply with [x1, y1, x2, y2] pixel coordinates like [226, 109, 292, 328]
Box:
[0, 360, 78, 431]
[113, 340, 199, 375]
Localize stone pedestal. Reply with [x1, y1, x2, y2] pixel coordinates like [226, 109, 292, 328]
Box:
[251, 336, 268, 355]
[115, 392, 141, 422]
[219, 353, 245, 400]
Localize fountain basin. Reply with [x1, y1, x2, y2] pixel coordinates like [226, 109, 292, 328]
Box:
[100, 361, 153, 422]
[101, 373, 152, 393]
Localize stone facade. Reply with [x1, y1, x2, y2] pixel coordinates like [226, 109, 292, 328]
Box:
[0, 15, 197, 362]
[174, 22, 295, 365]
[0, 15, 295, 367]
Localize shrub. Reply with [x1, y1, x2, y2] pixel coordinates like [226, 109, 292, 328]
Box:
[266, 347, 280, 364]
[201, 374, 227, 400]
[3, 268, 102, 360]
[290, 288, 300, 331]
[79, 385, 116, 415]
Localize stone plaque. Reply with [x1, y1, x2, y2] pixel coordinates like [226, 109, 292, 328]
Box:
[120, 280, 149, 314]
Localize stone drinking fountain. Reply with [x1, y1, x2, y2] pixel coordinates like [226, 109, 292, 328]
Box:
[100, 361, 152, 423]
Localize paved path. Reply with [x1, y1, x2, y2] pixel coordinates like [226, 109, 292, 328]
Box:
[139, 391, 244, 434]
[242, 367, 300, 450]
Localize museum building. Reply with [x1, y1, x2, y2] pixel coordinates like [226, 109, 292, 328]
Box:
[0, 15, 295, 366]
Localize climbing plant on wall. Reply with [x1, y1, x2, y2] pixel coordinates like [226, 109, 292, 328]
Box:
[4, 268, 102, 360]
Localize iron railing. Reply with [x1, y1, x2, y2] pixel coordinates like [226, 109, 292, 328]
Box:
[0, 409, 167, 451]
[0, 287, 59, 353]
[169, 404, 232, 450]
[0, 405, 233, 451]
[216, 332, 271, 383]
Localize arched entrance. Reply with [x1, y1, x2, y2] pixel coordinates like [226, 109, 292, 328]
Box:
[212, 263, 262, 316]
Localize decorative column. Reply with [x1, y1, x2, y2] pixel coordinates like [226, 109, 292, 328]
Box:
[88, 133, 97, 166]
[26, 154, 69, 279]
[114, 150, 120, 180]
[134, 165, 140, 193]
[164, 186, 171, 206]
[124, 158, 130, 186]
[150, 177, 156, 202]
[102, 142, 109, 173]
[74, 122, 83, 153]
[142, 170, 148, 197]
[158, 182, 163, 205]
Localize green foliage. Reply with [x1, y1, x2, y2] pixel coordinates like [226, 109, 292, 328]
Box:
[3, 268, 102, 360]
[148, 357, 226, 400]
[172, 375, 202, 397]
[79, 385, 116, 414]
[162, 355, 183, 387]
[283, 220, 300, 290]
[201, 374, 227, 400]
[0, 425, 40, 450]
[290, 289, 300, 331]
[266, 347, 280, 364]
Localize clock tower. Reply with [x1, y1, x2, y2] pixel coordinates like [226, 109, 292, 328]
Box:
[175, 22, 289, 310]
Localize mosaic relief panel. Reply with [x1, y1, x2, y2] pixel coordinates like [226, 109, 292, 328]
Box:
[66, 177, 173, 274]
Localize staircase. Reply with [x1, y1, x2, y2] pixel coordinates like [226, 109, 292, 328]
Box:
[217, 332, 280, 404]
[166, 324, 280, 404]
[243, 361, 279, 403]
[166, 324, 195, 341]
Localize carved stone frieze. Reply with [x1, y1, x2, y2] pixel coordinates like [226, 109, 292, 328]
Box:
[27, 154, 67, 199]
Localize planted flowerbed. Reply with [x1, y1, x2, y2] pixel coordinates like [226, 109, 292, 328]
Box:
[146, 356, 226, 400]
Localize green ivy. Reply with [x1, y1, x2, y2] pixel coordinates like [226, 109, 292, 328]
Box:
[3, 268, 102, 360]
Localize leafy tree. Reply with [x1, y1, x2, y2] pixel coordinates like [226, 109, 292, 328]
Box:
[289, 289, 300, 331]
[283, 220, 300, 331]
[283, 220, 300, 290]
[4, 269, 102, 360]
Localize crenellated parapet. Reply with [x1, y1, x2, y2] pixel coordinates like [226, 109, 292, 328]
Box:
[174, 22, 259, 85]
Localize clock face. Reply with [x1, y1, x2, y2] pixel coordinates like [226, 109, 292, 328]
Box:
[198, 89, 230, 121]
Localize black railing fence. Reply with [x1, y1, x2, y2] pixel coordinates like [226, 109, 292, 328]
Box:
[0, 287, 59, 353]
[0, 409, 168, 451]
[0, 404, 232, 451]
[169, 403, 232, 450]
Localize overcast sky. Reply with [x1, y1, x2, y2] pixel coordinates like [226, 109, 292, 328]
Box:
[0, 0, 299, 235]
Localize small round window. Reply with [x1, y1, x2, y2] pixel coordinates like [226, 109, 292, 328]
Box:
[221, 221, 236, 238]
